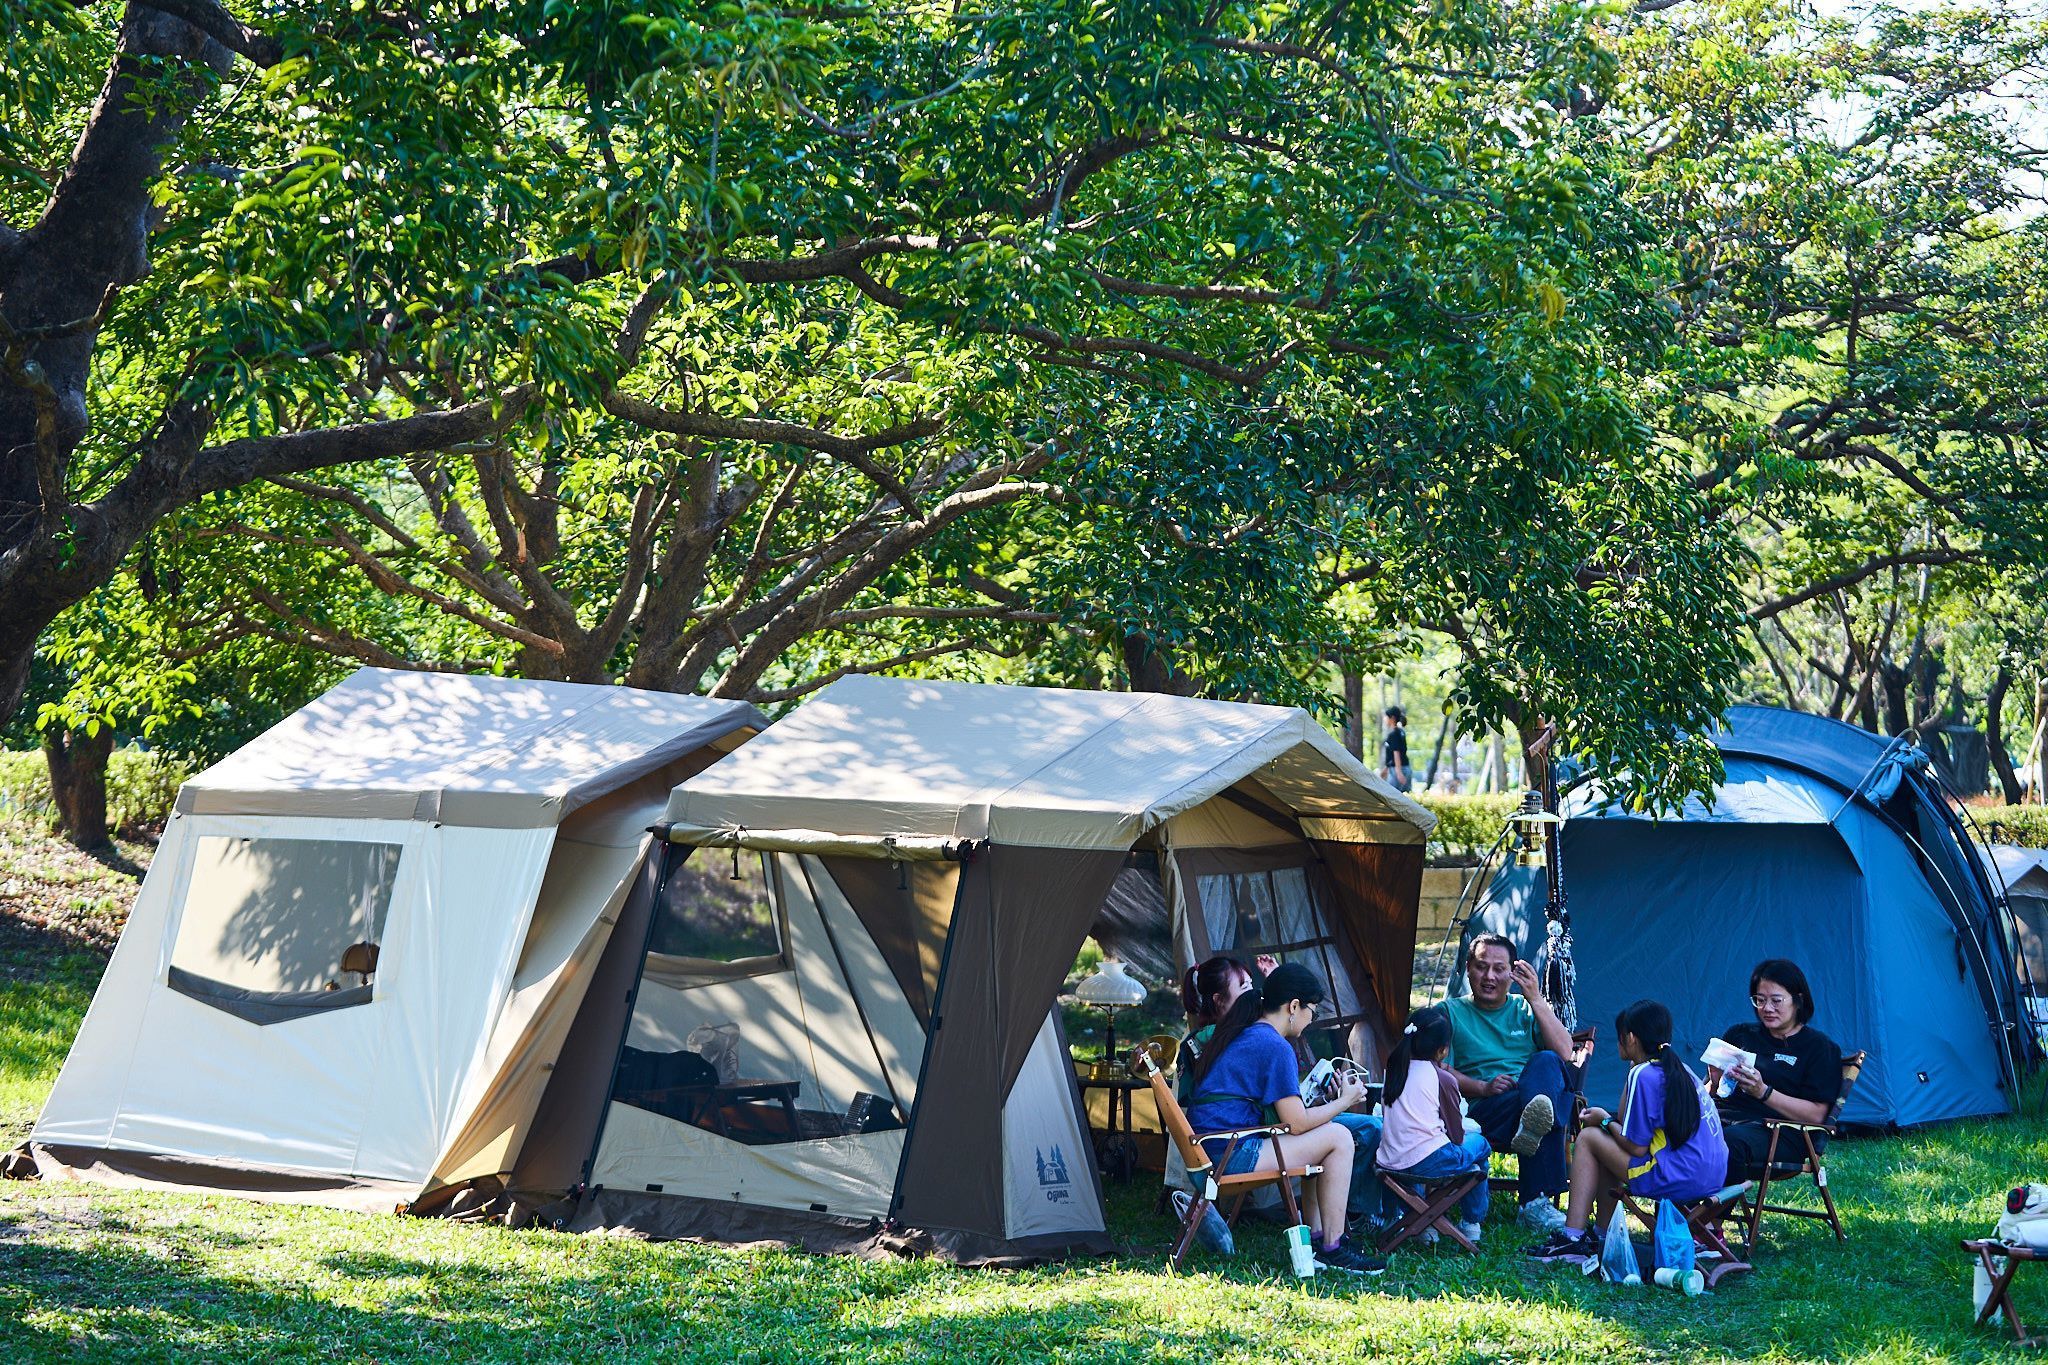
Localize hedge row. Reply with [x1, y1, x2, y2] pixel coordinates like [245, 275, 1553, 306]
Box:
[1974, 806, 2048, 850]
[1415, 793, 1520, 863]
[0, 748, 189, 836]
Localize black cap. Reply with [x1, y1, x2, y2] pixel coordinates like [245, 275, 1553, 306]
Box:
[1260, 961, 1327, 1009]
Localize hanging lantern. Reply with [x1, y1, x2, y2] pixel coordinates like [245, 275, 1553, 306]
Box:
[1511, 790, 1560, 868]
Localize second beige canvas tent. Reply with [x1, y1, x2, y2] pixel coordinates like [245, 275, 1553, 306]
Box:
[560, 676, 1435, 1261]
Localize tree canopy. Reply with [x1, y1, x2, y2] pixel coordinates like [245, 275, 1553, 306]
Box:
[7, 0, 2043, 810]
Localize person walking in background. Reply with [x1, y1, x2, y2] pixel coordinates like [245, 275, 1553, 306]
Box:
[1381, 706, 1412, 792]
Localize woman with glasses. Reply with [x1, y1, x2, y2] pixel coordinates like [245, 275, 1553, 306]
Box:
[1705, 958, 1844, 1182]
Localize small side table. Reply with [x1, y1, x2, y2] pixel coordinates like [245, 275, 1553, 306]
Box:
[1078, 1075, 1145, 1182]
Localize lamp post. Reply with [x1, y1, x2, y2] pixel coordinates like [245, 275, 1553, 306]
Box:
[1076, 959, 1149, 1079]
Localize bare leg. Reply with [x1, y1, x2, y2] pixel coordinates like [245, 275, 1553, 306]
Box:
[1562, 1127, 1632, 1232]
[1247, 1125, 1354, 1247]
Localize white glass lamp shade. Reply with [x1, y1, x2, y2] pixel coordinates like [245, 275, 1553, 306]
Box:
[1075, 959, 1148, 1007]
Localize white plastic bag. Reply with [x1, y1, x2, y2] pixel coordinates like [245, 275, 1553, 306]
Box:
[686, 1021, 741, 1083]
[1600, 1213, 1643, 1285]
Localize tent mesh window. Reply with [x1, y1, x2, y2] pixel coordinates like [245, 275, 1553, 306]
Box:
[166, 835, 399, 1025]
[1195, 866, 1363, 1037]
[644, 850, 785, 979]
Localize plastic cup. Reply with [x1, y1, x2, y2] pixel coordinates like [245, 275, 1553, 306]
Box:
[1286, 1223, 1316, 1278]
[1654, 1266, 1706, 1296]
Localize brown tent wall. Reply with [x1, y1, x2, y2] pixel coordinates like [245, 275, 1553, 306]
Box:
[1313, 839, 1425, 1050]
[890, 844, 1124, 1244]
[509, 847, 665, 1195]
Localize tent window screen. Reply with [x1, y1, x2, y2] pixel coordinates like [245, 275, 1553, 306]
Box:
[646, 850, 784, 976]
[1195, 866, 1360, 1020]
[167, 835, 399, 1023]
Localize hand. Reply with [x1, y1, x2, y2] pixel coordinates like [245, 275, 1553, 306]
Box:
[1581, 1106, 1610, 1127]
[1731, 1063, 1766, 1098]
[1509, 959, 1542, 996]
[1485, 1075, 1516, 1097]
[1255, 954, 1280, 976]
[1336, 1075, 1368, 1109]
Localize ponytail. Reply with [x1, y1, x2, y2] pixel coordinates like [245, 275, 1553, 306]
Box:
[1383, 1005, 1453, 1108]
[1615, 999, 1700, 1148]
[1188, 987, 1264, 1089]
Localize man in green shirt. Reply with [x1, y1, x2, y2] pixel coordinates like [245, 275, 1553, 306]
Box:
[1445, 933, 1574, 1232]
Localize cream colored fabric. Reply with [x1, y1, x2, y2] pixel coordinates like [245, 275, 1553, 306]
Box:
[34, 813, 555, 1189]
[186, 667, 763, 825]
[589, 1102, 904, 1220]
[666, 675, 1433, 850]
[1001, 1014, 1104, 1239]
[425, 836, 644, 1187]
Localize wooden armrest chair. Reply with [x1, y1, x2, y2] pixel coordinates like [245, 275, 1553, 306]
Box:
[1733, 1049, 1865, 1256]
[1964, 1238, 2048, 1346]
[1133, 1045, 1322, 1271]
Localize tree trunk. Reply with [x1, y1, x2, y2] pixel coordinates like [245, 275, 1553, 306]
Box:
[43, 726, 115, 851]
[1422, 710, 1453, 789]
[1121, 630, 1190, 695]
[1341, 667, 1364, 758]
[1988, 666, 2024, 804]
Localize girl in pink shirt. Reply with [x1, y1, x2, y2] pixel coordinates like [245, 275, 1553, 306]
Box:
[1378, 1005, 1493, 1240]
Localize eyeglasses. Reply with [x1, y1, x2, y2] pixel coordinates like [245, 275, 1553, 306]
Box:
[1751, 993, 1792, 1009]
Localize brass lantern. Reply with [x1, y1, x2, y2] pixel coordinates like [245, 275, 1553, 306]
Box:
[1511, 790, 1561, 868]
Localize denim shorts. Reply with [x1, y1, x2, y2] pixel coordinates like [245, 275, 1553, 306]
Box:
[1201, 1135, 1265, 1175]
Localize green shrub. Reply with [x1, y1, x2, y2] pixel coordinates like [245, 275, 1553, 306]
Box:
[0, 747, 189, 834]
[1416, 793, 1519, 864]
[1976, 805, 2048, 849]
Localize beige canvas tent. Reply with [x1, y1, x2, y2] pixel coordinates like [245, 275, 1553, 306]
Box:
[17, 668, 763, 1211]
[567, 675, 1435, 1261]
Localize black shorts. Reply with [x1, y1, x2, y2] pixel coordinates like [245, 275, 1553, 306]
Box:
[1723, 1120, 1824, 1182]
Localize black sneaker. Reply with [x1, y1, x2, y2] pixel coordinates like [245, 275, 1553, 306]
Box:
[1525, 1227, 1599, 1263]
[1314, 1238, 1388, 1276]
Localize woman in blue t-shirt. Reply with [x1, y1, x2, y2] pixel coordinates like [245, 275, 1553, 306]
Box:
[1528, 999, 1728, 1263]
[1181, 962, 1379, 1274]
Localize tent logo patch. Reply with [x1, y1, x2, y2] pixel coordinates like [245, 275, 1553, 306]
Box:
[1035, 1145, 1071, 1202]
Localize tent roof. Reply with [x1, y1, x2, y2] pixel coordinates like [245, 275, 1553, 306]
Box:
[664, 675, 1434, 850]
[1568, 756, 1839, 826]
[1710, 705, 1896, 798]
[1986, 844, 2048, 895]
[182, 668, 765, 827]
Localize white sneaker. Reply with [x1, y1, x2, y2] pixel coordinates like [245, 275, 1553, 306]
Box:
[1455, 1219, 1484, 1244]
[1519, 1198, 1568, 1233]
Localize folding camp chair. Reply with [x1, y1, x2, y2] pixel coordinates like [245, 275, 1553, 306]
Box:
[1963, 1238, 2048, 1347]
[1375, 1167, 1486, 1255]
[1133, 1044, 1322, 1272]
[1491, 1027, 1598, 1200]
[1618, 1187, 1754, 1288]
[1731, 1049, 1865, 1256]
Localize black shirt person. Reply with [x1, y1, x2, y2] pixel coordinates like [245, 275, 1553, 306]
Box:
[1381, 706, 1412, 793]
[1706, 958, 1844, 1179]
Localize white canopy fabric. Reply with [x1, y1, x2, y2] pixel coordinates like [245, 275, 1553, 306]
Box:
[664, 675, 1434, 850]
[181, 668, 765, 826]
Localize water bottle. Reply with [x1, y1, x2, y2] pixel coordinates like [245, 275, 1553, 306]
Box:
[1286, 1222, 1316, 1278]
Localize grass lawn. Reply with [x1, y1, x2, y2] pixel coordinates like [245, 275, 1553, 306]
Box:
[1, 826, 2044, 1361]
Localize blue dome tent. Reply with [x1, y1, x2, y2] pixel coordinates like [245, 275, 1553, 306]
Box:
[1468, 706, 2029, 1128]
